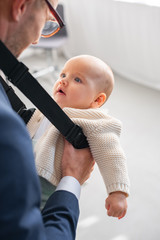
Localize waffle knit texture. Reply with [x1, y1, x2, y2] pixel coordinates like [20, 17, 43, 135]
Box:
[27, 107, 130, 195]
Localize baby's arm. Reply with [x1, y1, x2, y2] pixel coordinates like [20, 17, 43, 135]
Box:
[105, 191, 128, 219]
[86, 117, 129, 219]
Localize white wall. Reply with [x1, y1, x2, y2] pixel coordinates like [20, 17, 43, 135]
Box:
[60, 0, 160, 90]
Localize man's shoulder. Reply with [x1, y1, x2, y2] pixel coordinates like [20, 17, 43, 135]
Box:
[0, 81, 36, 170]
[0, 81, 11, 106]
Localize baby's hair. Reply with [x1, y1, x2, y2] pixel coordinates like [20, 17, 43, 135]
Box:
[102, 63, 114, 101]
[82, 55, 114, 102]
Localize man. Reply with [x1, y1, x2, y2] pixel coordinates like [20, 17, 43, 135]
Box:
[0, 1, 94, 239]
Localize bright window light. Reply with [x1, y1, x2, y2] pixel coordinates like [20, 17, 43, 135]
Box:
[114, 0, 160, 7]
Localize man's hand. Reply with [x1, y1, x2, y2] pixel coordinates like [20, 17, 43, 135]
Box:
[61, 139, 95, 185]
[105, 191, 128, 219]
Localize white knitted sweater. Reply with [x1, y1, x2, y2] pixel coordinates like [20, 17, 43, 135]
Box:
[27, 107, 130, 195]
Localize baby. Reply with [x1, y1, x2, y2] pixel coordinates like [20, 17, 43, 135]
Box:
[27, 55, 130, 219]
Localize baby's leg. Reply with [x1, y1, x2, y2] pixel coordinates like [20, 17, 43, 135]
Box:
[39, 176, 56, 210]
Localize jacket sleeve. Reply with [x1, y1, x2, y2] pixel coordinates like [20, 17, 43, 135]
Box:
[42, 190, 79, 240]
[0, 86, 79, 240]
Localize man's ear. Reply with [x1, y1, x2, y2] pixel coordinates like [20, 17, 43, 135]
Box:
[91, 93, 107, 108]
[11, 0, 28, 21]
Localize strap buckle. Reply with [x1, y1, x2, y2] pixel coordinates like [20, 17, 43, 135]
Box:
[65, 125, 89, 149]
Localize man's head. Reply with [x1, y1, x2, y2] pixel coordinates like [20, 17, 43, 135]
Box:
[0, 0, 59, 57]
[53, 55, 114, 109]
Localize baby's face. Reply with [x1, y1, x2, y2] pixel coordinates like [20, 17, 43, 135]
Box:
[52, 56, 100, 109]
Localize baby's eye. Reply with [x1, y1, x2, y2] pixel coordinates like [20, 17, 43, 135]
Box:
[75, 77, 82, 83]
[61, 73, 66, 78]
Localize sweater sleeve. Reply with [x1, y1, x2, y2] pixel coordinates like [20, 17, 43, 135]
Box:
[86, 117, 130, 196]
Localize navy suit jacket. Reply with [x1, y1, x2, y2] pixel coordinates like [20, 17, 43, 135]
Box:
[0, 82, 79, 240]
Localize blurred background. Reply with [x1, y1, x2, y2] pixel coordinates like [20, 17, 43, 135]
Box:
[18, 0, 160, 239]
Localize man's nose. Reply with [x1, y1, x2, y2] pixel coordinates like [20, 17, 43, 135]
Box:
[32, 40, 39, 45]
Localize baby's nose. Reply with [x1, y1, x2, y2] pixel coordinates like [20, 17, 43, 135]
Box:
[60, 78, 68, 86]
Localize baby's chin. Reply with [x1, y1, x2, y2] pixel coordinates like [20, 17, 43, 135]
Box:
[52, 97, 87, 109]
[53, 100, 68, 109]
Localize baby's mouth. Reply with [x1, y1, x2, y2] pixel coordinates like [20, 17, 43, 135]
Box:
[58, 88, 65, 95]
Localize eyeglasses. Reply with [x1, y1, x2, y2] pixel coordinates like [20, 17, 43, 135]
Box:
[41, 0, 65, 38]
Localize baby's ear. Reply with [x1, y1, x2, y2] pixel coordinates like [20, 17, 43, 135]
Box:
[91, 93, 106, 108]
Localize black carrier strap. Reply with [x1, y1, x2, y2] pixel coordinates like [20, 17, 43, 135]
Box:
[0, 40, 89, 149]
[0, 76, 35, 124]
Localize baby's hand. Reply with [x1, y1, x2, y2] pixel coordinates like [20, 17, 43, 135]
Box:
[105, 191, 128, 219]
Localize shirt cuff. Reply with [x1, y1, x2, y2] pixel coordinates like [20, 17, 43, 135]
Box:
[55, 176, 81, 200]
